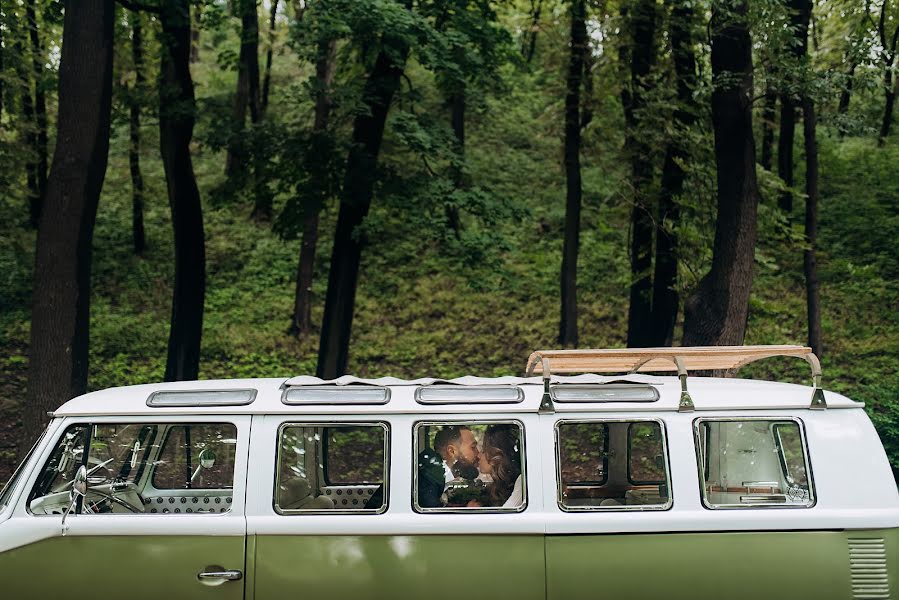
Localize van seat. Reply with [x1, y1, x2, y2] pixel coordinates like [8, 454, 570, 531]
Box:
[281, 478, 334, 510]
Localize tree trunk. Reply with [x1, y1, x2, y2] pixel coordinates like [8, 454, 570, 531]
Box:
[776, 0, 809, 214]
[880, 68, 897, 144]
[0, 0, 4, 124]
[760, 83, 776, 171]
[837, 59, 856, 116]
[289, 37, 336, 338]
[316, 36, 410, 379]
[624, 0, 657, 348]
[190, 3, 201, 63]
[226, 0, 261, 180]
[130, 11, 146, 256]
[24, 0, 114, 449]
[26, 0, 48, 218]
[159, 1, 205, 382]
[523, 0, 543, 63]
[445, 87, 464, 236]
[649, 0, 697, 347]
[559, 0, 587, 348]
[681, 0, 760, 347]
[803, 95, 821, 356]
[14, 33, 39, 228]
[261, 0, 279, 116]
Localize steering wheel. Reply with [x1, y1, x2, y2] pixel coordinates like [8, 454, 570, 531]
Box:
[82, 484, 145, 514]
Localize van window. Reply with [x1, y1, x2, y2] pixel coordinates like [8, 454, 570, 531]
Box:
[28, 422, 239, 516]
[556, 420, 671, 510]
[0, 426, 49, 512]
[275, 423, 388, 513]
[413, 421, 526, 512]
[695, 418, 815, 508]
[152, 424, 237, 490]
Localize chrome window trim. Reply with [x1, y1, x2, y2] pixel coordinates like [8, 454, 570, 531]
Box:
[550, 384, 660, 403]
[147, 388, 257, 407]
[281, 386, 391, 406]
[692, 416, 816, 510]
[412, 419, 528, 514]
[414, 385, 524, 405]
[555, 417, 674, 512]
[273, 421, 390, 515]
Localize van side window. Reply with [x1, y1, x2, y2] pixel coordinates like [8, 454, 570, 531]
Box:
[556, 420, 671, 511]
[413, 421, 526, 512]
[695, 419, 815, 508]
[152, 424, 237, 490]
[27, 422, 239, 516]
[275, 423, 388, 513]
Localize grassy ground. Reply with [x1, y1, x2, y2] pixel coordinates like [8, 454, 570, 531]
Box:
[1, 59, 897, 487]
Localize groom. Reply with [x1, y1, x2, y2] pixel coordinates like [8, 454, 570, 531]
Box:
[434, 425, 481, 485]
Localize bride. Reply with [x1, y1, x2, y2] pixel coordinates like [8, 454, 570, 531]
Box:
[478, 424, 523, 508]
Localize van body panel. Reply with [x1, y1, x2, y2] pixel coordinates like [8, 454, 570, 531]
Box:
[546, 530, 897, 600]
[0, 534, 246, 598]
[253, 534, 545, 600]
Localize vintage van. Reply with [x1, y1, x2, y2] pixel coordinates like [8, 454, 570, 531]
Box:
[0, 345, 896, 600]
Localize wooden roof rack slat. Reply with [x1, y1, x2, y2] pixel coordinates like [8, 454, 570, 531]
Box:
[526, 345, 825, 412]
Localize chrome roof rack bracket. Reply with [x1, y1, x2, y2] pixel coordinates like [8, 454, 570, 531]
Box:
[675, 357, 694, 412]
[537, 358, 555, 414]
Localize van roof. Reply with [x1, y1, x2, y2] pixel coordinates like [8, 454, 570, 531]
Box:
[52, 374, 863, 417]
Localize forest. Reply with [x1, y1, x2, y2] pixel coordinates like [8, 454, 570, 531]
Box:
[0, 0, 897, 485]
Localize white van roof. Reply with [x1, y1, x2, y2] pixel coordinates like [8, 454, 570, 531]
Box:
[52, 374, 863, 417]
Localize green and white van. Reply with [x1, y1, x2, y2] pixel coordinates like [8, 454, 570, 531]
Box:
[0, 345, 896, 599]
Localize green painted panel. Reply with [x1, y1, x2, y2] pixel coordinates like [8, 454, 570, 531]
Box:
[254, 535, 545, 600]
[0, 535, 245, 599]
[547, 529, 899, 600]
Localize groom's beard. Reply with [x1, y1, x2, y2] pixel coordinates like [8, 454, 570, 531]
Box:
[452, 457, 480, 481]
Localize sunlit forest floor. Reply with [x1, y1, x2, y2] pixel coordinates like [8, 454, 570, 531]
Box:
[1, 60, 897, 485]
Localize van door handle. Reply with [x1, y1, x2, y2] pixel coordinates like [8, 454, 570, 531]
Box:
[198, 569, 243, 581]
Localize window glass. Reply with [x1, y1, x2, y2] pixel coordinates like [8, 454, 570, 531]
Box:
[276, 423, 388, 513]
[696, 419, 814, 508]
[152, 424, 237, 490]
[628, 422, 666, 484]
[557, 420, 670, 510]
[28, 422, 238, 516]
[414, 421, 525, 512]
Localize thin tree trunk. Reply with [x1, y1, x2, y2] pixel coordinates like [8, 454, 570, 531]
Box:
[261, 0, 279, 116]
[226, 0, 261, 180]
[803, 95, 821, 356]
[837, 59, 856, 116]
[24, 0, 114, 450]
[524, 0, 543, 64]
[649, 0, 697, 347]
[760, 83, 776, 171]
[880, 68, 897, 143]
[160, 1, 205, 382]
[559, 0, 587, 348]
[681, 0, 760, 347]
[26, 0, 48, 215]
[190, 3, 201, 63]
[316, 34, 410, 379]
[446, 87, 464, 236]
[289, 37, 336, 338]
[130, 11, 146, 256]
[624, 0, 657, 348]
[776, 0, 809, 214]
[14, 34, 39, 228]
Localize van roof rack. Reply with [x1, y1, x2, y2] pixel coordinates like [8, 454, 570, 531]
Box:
[526, 345, 824, 412]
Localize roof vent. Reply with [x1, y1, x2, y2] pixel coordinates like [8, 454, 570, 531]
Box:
[550, 384, 659, 403]
[415, 385, 523, 405]
[282, 386, 390, 405]
[147, 389, 257, 407]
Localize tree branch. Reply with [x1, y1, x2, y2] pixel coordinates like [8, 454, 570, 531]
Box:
[116, 0, 161, 15]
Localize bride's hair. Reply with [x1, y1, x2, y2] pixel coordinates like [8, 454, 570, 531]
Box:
[482, 425, 522, 507]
